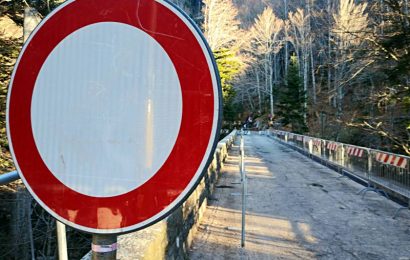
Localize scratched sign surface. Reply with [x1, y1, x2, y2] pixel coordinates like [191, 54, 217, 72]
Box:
[7, 0, 221, 234]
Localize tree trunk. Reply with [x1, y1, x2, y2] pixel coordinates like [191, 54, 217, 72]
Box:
[246, 88, 255, 111]
[284, 0, 289, 78]
[380, 0, 384, 35]
[270, 56, 275, 116]
[310, 44, 317, 104]
[273, 53, 278, 85]
[327, 0, 332, 93]
[370, 77, 375, 120]
[306, 0, 316, 105]
[264, 54, 269, 95]
[303, 48, 308, 123]
[255, 67, 262, 113]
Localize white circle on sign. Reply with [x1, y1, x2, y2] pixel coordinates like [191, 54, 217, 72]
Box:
[31, 22, 182, 197]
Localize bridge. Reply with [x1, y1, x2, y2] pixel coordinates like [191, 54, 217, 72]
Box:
[189, 133, 410, 259]
[1, 131, 410, 259]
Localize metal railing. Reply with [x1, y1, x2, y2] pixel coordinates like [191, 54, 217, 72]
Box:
[0, 170, 69, 260]
[0, 171, 19, 185]
[269, 130, 410, 218]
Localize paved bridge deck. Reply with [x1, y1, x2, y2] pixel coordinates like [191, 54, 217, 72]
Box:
[189, 134, 410, 260]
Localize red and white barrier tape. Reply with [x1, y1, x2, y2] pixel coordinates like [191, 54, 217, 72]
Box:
[273, 131, 408, 169]
[327, 142, 338, 151]
[376, 153, 408, 169]
[347, 146, 364, 158]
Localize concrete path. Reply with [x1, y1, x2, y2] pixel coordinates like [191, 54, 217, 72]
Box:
[188, 134, 410, 260]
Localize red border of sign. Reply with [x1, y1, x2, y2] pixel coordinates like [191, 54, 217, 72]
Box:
[7, 0, 221, 233]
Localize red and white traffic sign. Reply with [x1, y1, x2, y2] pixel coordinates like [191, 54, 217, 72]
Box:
[7, 0, 221, 234]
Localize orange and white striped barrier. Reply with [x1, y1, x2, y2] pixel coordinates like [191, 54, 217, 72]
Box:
[296, 136, 303, 141]
[376, 153, 408, 169]
[327, 142, 338, 151]
[347, 146, 364, 158]
[288, 133, 294, 139]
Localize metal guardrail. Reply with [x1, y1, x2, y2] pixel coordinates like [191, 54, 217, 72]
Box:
[269, 130, 410, 218]
[0, 171, 19, 185]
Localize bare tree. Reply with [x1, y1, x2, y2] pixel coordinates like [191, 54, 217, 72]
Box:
[332, 0, 369, 115]
[249, 7, 284, 116]
[283, 0, 290, 77]
[306, 0, 317, 105]
[289, 8, 310, 121]
[202, 0, 242, 50]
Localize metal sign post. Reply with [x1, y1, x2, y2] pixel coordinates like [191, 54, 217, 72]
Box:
[240, 135, 246, 247]
[92, 234, 118, 260]
[56, 221, 68, 260]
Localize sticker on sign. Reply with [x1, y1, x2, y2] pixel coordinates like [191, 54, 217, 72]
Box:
[7, 0, 221, 234]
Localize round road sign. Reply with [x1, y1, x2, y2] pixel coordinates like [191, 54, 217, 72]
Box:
[7, 0, 221, 234]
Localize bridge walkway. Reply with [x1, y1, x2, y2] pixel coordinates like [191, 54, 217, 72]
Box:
[188, 134, 410, 260]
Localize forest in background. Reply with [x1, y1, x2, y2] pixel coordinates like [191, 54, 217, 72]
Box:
[198, 0, 410, 156]
[0, 0, 410, 176]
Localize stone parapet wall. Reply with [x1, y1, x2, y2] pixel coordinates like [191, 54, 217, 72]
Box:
[83, 130, 237, 260]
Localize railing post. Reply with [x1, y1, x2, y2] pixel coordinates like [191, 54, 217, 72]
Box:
[240, 135, 244, 182]
[368, 150, 372, 172]
[240, 135, 246, 248]
[367, 150, 372, 182]
[319, 140, 322, 158]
